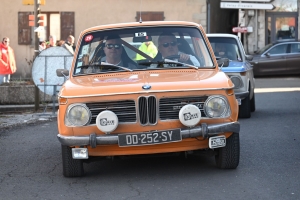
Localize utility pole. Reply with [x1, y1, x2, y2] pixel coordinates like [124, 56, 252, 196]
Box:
[34, 0, 40, 111]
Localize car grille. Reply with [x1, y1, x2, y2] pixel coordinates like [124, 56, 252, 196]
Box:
[138, 96, 157, 125]
[86, 100, 136, 124]
[85, 96, 208, 125]
[159, 96, 208, 120]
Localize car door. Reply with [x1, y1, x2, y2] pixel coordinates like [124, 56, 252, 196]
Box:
[285, 42, 300, 75]
[256, 43, 288, 75]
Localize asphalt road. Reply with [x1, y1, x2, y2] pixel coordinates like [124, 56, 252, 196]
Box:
[1, 77, 300, 200]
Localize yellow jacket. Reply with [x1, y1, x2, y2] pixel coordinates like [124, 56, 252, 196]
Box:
[135, 42, 158, 60]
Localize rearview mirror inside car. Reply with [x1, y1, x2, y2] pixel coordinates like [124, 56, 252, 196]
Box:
[133, 35, 153, 43]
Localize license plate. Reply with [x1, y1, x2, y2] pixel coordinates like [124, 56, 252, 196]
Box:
[118, 129, 181, 147]
[209, 135, 226, 149]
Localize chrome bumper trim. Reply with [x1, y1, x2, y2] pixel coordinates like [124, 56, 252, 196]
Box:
[57, 122, 240, 147]
[235, 91, 249, 100]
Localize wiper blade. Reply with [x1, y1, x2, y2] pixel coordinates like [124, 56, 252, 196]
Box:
[164, 59, 198, 69]
[77, 62, 132, 72]
[139, 60, 198, 69]
[100, 62, 133, 72]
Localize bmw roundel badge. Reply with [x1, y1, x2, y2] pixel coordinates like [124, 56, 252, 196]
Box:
[142, 84, 151, 90]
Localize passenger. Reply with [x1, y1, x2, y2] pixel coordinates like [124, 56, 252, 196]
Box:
[135, 41, 158, 60]
[157, 33, 200, 66]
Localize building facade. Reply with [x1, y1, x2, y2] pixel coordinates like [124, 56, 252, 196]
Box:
[0, 0, 299, 79]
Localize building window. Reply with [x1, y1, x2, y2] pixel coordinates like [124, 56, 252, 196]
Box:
[18, 12, 74, 45]
[270, 0, 297, 12]
[18, 12, 32, 45]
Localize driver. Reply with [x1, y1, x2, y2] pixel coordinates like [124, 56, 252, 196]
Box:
[85, 37, 137, 73]
[157, 33, 200, 66]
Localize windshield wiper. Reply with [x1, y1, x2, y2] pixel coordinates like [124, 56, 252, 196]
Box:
[164, 59, 198, 69]
[139, 60, 198, 69]
[78, 62, 132, 72]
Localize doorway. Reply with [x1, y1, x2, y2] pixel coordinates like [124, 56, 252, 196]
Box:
[265, 12, 298, 44]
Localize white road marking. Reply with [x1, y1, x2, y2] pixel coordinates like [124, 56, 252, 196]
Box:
[255, 88, 300, 93]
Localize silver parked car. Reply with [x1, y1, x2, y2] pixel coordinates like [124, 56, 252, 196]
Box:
[207, 33, 255, 118]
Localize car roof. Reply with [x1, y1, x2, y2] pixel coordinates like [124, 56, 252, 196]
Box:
[206, 33, 239, 39]
[271, 39, 300, 45]
[81, 21, 201, 35]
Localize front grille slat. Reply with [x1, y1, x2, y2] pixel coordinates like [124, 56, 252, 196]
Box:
[86, 100, 136, 124]
[159, 96, 208, 120]
[148, 96, 157, 124]
[138, 97, 148, 125]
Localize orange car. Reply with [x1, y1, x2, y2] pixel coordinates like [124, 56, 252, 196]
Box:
[56, 21, 240, 177]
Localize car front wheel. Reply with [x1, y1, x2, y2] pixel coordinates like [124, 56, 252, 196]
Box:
[215, 132, 240, 169]
[239, 94, 251, 118]
[250, 92, 256, 112]
[62, 145, 84, 177]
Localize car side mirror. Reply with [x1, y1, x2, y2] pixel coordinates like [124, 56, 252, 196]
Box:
[265, 53, 271, 57]
[245, 55, 253, 61]
[216, 57, 229, 67]
[56, 69, 69, 77]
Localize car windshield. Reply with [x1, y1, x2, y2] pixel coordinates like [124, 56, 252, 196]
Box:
[73, 26, 214, 75]
[255, 43, 274, 54]
[208, 37, 242, 62]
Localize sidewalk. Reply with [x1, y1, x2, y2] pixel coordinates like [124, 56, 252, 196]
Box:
[0, 104, 57, 129]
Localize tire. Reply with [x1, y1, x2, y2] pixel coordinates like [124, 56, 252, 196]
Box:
[250, 92, 256, 112]
[61, 145, 84, 177]
[238, 95, 251, 118]
[215, 133, 240, 169]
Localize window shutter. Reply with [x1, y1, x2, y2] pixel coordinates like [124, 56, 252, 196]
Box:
[136, 12, 164, 22]
[18, 12, 32, 45]
[60, 12, 75, 41]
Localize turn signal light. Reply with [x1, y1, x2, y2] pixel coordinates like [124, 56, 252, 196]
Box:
[59, 97, 68, 105]
[226, 89, 234, 96]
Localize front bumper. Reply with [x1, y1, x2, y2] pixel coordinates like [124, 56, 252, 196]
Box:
[57, 122, 240, 148]
[234, 91, 249, 100]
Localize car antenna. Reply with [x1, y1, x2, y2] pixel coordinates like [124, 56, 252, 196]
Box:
[139, 0, 142, 23]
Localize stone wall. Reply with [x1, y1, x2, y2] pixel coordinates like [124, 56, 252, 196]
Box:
[0, 85, 55, 104]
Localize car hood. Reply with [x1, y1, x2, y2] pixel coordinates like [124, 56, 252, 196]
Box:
[221, 61, 253, 73]
[59, 70, 234, 97]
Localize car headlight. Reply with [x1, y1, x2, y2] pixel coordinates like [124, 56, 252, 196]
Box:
[230, 76, 243, 89]
[204, 96, 230, 118]
[66, 104, 91, 126]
